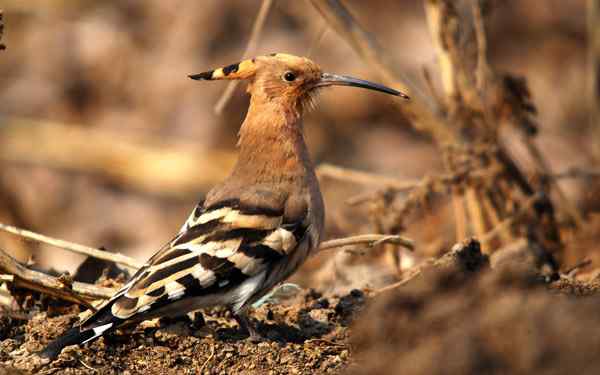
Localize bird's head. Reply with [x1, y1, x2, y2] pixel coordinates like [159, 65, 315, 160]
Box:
[190, 53, 408, 113]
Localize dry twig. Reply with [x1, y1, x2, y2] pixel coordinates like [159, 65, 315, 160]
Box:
[79, 360, 98, 373]
[306, 19, 328, 58]
[478, 194, 540, 244]
[199, 343, 215, 373]
[588, 0, 600, 160]
[373, 238, 485, 295]
[340, 164, 502, 207]
[319, 234, 414, 252]
[2, 220, 412, 264]
[317, 163, 420, 191]
[0, 221, 412, 303]
[550, 167, 600, 180]
[0, 246, 116, 305]
[0, 9, 5, 51]
[0, 222, 141, 270]
[304, 338, 348, 347]
[522, 137, 583, 227]
[309, 0, 454, 144]
[465, 187, 488, 251]
[214, 0, 273, 114]
[564, 259, 592, 278]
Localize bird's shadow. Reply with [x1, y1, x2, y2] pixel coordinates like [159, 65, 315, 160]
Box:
[215, 307, 334, 344]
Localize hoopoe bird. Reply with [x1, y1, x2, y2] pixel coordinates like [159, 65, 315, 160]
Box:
[41, 53, 408, 359]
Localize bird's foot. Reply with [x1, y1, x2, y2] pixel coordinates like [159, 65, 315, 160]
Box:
[233, 311, 265, 342]
[247, 329, 265, 343]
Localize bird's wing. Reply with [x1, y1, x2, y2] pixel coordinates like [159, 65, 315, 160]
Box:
[81, 198, 307, 330]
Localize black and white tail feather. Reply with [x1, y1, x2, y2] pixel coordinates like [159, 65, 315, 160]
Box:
[40, 198, 310, 359]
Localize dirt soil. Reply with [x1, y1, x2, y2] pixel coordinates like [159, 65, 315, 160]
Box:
[2, 241, 600, 374]
[0, 286, 362, 374]
[349, 245, 600, 375]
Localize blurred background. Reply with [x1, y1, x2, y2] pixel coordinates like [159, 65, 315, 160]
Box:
[0, 1, 596, 293]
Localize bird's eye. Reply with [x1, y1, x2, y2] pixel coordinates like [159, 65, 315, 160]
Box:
[283, 72, 296, 82]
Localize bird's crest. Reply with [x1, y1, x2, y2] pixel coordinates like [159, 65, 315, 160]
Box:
[189, 57, 257, 81]
[189, 53, 318, 81]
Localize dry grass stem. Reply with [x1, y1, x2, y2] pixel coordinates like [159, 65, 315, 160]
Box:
[0, 9, 5, 51]
[317, 163, 420, 191]
[478, 194, 540, 244]
[373, 239, 484, 295]
[319, 234, 414, 252]
[214, 0, 273, 114]
[471, 0, 490, 92]
[465, 187, 488, 251]
[588, 0, 600, 160]
[564, 259, 592, 278]
[309, 0, 454, 143]
[199, 343, 215, 373]
[550, 167, 600, 180]
[522, 138, 583, 226]
[306, 19, 328, 58]
[451, 191, 468, 242]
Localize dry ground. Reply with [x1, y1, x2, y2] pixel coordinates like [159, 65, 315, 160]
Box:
[2, 240, 600, 374]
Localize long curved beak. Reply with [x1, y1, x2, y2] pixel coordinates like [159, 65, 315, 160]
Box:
[316, 73, 409, 99]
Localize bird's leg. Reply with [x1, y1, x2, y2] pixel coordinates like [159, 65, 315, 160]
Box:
[233, 310, 263, 342]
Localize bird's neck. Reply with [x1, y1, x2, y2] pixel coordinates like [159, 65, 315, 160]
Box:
[231, 97, 312, 185]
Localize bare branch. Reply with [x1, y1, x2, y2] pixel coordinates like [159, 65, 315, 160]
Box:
[465, 187, 488, 251]
[471, 0, 490, 92]
[549, 167, 600, 180]
[424, 0, 457, 99]
[373, 238, 485, 294]
[1, 221, 412, 290]
[0, 9, 5, 51]
[306, 19, 328, 58]
[214, 0, 273, 114]
[451, 191, 468, 242]
[478, 194, 540, 244]
[319, 234, 414, 252]
[0, 247, 116, 305]
[308, 0, 455, 144]
[0, 222, 142, 270]
[316, 163, 420, 191]
[338, 164, 502, 207]
[521, 137, 583, 226]
[564, 258, 592, 278]
[588, 0, 600, 160]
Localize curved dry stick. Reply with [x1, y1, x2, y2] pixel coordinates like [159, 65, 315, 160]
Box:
[2, 221, 412, 269]
[319, 234, 414, 252]
[373, 239, 483, 295]
[0, 222, 141, 270]
[0, 228, 413, 307]
[0, 247, 116, 307]
[316, 163, 420, 191]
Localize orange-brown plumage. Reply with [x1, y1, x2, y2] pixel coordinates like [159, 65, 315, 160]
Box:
[41, 53, 408, 359]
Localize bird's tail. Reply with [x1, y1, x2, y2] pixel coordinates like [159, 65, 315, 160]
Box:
[39, 301, 123, 359]
[39, 326, 95, 359]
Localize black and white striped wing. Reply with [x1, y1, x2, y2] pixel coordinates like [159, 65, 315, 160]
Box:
[82, 200, 306, 329]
